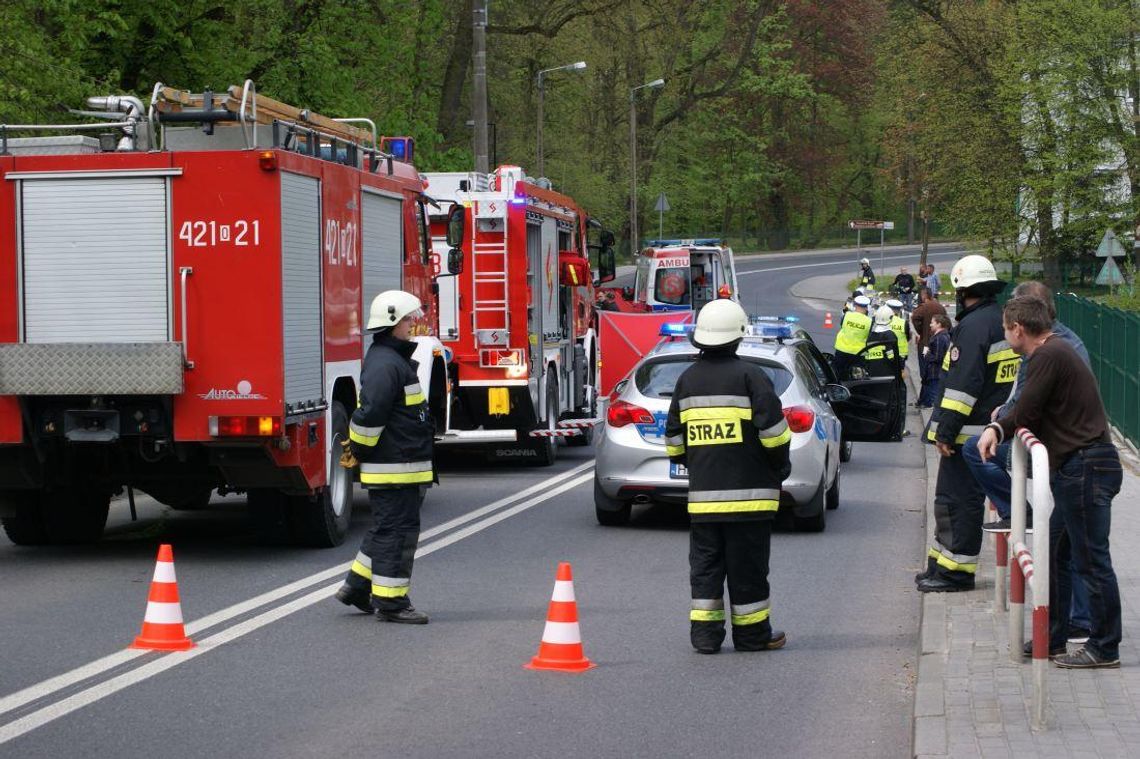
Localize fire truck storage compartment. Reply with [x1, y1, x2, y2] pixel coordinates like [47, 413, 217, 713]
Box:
[361, 189, 403, 315]
[19, 175, 171, 343]
[280, 172, 324, 411]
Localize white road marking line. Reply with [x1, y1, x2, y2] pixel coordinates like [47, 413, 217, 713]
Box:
[736, 248, 962, 276]
[0, 470, 593, 744]
[0, 461, 594, 722]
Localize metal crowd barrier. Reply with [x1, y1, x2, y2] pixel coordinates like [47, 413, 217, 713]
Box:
[1006, 427, 1054, 731]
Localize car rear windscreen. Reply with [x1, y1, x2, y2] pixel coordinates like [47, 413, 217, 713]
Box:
[635, 357, 793, 399]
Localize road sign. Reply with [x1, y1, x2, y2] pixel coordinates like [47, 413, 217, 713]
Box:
[654, 193, 671, 213]
[1095, 257, 1126, 286]
[882, 221, 895, 230]
[1096, 228, 1127, 258]
[849, 219, 888, 230]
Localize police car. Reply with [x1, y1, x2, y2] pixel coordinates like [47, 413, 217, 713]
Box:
[593, 318, 900, 531]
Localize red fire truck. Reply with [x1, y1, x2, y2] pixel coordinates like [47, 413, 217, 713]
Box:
[425, 167, 616, 464]
[0, 82, 451, 547]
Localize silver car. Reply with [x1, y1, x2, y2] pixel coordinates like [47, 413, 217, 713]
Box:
[594, 322, 898, 531]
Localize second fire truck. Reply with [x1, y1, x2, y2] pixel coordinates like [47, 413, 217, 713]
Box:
[426, 167, 615, 464]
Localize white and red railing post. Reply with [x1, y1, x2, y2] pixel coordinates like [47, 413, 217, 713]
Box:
[1006, 427, 1053, 731]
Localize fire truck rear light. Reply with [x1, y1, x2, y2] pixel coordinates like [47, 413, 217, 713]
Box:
[258, 151, 277, 171]
[209, 415, 282, 437]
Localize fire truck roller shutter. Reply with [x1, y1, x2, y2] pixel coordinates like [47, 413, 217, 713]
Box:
[281, 173, 324, 409]
[20, 176, 169, 343]
[361, 189, 404, 343]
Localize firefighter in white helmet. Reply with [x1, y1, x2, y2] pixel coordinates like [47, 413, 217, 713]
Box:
[917, 255, 1012, 593]
[335, 290, 435, 624]
[858, 257, 876, 288]
[664, 299, 791, 654]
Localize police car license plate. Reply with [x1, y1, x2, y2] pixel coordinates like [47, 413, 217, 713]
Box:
[669, 462, 688, 479]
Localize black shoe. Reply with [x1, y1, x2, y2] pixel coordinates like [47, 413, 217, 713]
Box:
[916, 576, 974, 593]
[915, 569, 932, 583]
[982, 518, 1010, 533]
[1022, 640, 1067, 659]
[694, 644, 721, 655]
[378, 606, 429, 625]
[335, 586, 372, 614]
[736, 630, 787, 652]
[1053, 647, 1120, 669]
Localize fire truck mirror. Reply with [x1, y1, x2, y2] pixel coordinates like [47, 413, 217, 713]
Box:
[596, 245, 616, 284]
[600, 230, 616, 248]
[446, 247, 464, 276]
[446, 205, 465, 249]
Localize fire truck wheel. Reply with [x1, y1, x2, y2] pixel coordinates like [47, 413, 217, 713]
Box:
[288, 400, 353, 548]
[1, 488, 109, 545]
[533, 378, 559, 466]
[0, 490, 48, 545]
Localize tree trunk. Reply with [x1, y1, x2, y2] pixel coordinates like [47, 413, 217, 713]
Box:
[435, 0, 474, 148]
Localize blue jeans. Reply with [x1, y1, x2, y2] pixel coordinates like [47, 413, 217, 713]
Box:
[1048, 443, 1123, 658]
[917, 365, 940, 406]
[962, 435, 1092, 632]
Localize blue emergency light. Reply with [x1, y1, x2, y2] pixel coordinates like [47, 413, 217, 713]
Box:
[381, 136, 414, 162]
[659, 323, 695, 337]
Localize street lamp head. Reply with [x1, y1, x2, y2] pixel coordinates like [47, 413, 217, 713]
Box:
[570, 61, 587, 71]
[647, 78, 665, 89]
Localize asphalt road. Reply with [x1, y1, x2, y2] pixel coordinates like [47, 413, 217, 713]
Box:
[2, 242, 964, 757]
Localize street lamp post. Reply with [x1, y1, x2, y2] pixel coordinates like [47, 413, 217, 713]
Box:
[629, 78, 665, 256]
[536, 61, 587, 178]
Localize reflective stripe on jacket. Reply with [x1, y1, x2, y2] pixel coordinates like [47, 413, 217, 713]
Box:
[924, 298, 1015, 447]
[664, 350, 791, 522]
[350, 332, 435, 488]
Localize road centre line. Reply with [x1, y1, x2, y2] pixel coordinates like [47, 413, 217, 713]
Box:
[736, 248, 962, 277]
[0, 469, 594, 745]
[0, 460, 595, 724]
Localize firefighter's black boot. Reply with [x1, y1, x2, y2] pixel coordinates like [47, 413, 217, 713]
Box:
[334, 585, 372, 613]
[378, 605, 429, 625]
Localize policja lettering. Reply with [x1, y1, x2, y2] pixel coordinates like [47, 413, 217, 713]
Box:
[665, 299, 790, 654]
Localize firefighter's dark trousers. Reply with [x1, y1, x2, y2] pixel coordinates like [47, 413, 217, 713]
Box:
[343, 485, 424, 612]
[690, 520, 774, 651]
[928, 449, 986, 586]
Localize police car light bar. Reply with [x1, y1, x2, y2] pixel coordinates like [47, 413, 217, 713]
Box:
[646, 238, 723, 248]
[659, 323, 695, 337]
[750, 315, 800, 323]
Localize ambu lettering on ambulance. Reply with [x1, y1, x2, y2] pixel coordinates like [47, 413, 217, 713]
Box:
[687, 420, 743, 445]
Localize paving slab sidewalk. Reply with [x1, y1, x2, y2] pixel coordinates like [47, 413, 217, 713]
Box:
[793, 272, 1140, 758]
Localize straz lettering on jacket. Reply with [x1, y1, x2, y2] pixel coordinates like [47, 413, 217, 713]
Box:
[687, 419, 743, 445]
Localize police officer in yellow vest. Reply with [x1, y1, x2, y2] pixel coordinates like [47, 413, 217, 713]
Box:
[885, 298, 910, 360]
[832, 294, 872, 379]
[335, 290, 435, 624]
[664, 299, 792, 654]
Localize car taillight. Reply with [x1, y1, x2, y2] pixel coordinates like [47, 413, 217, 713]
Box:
[607, 400, 656, 428]
[209, 415, 283, 437]
[782, 405, 815, 433]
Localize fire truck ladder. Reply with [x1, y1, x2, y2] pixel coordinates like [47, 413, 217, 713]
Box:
[472, 232, 510, 343]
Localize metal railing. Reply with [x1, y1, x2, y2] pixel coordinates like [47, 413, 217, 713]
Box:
[1055, 294, 1140, 448]
[1006, 428, 1054, 731]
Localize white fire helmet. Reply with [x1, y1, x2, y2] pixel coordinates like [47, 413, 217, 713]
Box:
[874, 305, 895, 327]
[366, 290, 423, 331]
[860, 258, 870, 266]
[692, 299, 748, 348]
[950, 254, 999, 291]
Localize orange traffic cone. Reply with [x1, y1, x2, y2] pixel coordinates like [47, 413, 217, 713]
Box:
[525, 562, 595, 673]
[823, 312, 834, 329]
[130, 544, 195, 651]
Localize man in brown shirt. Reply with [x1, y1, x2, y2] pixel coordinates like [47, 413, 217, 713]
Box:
[911, 287, 948, 353]
[976, 296, 1122, 668]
